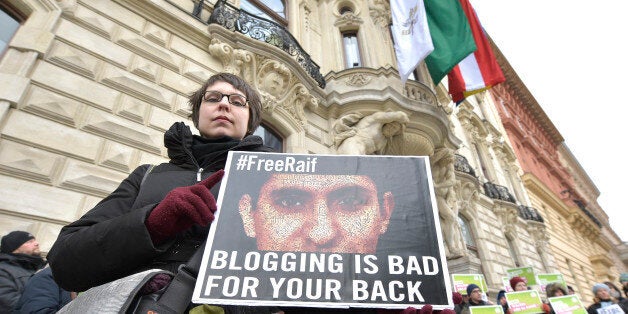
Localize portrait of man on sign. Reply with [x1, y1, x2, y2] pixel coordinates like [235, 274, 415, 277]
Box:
[193, 152, 452, 310]
[238, 172, 394, 254]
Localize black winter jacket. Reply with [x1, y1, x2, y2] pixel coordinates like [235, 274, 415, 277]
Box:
[47, 122, 273, 292]
[0, 252, 45, 313]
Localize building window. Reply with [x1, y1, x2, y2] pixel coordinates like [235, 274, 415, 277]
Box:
[457, 215, 476, 247]
[254, 124, 283, 152]
[240, 0, 287, 26]
[506, 236, 520, 267]
[342, 32, 361, 68]
[0, 6, 21, 56]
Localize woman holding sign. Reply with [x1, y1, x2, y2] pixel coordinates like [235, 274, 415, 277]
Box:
[46, 73, 274, 311]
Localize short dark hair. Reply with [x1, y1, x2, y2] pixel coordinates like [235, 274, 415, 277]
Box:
[188, 73, 263, 136]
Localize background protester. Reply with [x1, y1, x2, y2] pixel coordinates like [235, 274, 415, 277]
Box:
[586, 283, 628, 314]
[14, 266, 74, 313]
[509, 276, 527, 291]
[0, 231, 46, 313]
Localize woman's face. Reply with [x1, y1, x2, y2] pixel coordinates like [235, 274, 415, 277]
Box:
[197, 81, 250, 139]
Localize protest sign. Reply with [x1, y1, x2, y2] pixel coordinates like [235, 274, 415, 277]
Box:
[507, 266, 537, 286]
[505, 290, 544, 314]
[548, 295, 587, 314]
[596, 304, 624, 314]
[470, 305, 505, 314]
[537, 273, 566, 292]
[502, 276, 514, 292]
[192, 152, 452, 309]
[452, 274, 488, 295]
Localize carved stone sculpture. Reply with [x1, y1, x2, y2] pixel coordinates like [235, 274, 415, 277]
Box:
[431, 148, 465, 259]
[334, 111, 409, 155]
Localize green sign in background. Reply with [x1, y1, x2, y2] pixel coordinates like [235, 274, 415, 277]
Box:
[505, 290, 543, 314]
[506, 266, 537, 286]
[537, 273, 566, 292]
[470, 305, 505, 314]
[548, 295, 587, 314]
[452, 274, 488, 295]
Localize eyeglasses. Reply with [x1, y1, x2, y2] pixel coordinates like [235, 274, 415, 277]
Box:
[203, 91, 248, 108]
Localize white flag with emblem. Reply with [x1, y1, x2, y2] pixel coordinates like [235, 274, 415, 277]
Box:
[391, 0, 433, 85]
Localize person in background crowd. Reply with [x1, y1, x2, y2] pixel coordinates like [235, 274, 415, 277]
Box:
[496, 290, 511, 314]
[0, 231, 46, 313]
[586, 283, 628, 314]
[621, 273, 628, 298]
[604, 281, 628, 312]
[509, 276, 528, 291]
[454, 284, 489, 314]
[604, 281, 625, 303]
[544, 282, 568, 314]
[14, 265, 74, 313]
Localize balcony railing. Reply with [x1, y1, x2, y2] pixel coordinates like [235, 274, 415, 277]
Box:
[483, 182, 517, 204]
[573, 199, 602, 228]
[517, 205, 544, 223]
[454, 154, 476, 177]
[194, 0, 326, 88]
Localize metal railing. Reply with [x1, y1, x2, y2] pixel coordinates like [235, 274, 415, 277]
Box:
[517, 205, 544, 223]
[483, 181, 517, 204]
[454, 154, 476, 177]
[573, 200, 602, 227]
[195, 0, 326, 88]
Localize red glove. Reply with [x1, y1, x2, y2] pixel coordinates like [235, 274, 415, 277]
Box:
[419, 304, 433, 314]
[145, 170, 224, 244]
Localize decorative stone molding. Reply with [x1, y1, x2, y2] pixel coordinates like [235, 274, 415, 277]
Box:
[277, 84, 319, 126]
[345, 73, 372, 86]
[334, 12, 363, 29]
[258, 60, 292, 99]
[208, 38, 253, 76]
[368, 0, 390, 27]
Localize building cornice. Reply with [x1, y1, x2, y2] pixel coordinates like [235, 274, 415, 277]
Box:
[490, 38, 564, 145]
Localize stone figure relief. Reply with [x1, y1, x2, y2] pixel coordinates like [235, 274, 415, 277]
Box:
[431, 147, 465, 259]
[334, 111, 409, 155]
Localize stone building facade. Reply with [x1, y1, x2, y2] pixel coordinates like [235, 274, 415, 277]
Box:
[0, 0, 624, 304]
[490, 48, 625, 302]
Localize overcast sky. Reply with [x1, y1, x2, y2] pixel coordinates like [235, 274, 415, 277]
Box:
[469, 0, 628, 242]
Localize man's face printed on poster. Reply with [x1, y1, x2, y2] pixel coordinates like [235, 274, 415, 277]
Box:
[239, 174, 394, 254]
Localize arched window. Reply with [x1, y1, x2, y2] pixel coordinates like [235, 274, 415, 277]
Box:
[253, 124, 283, 152]
[240, 0, 287, 26]
[0, 4, 22, 57]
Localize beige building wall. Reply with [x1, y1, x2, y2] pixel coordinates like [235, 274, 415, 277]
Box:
[0, 0, 623, 305]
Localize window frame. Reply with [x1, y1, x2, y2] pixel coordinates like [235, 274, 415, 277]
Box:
[341, 31, 362, 68]
[240, 0, 287, 27]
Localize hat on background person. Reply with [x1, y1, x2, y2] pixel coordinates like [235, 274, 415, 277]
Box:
[467, 283, 480, 296]
[0, 231, 35, 254]
[592, 283, 610, 295]
[453, 291, 463, 304]
[510, 276, 526, 290]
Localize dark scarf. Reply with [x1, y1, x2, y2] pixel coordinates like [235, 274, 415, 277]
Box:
[8, 253, 46, 271]
[164, 122, 275, 170]
[191, 135, 241, 171]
